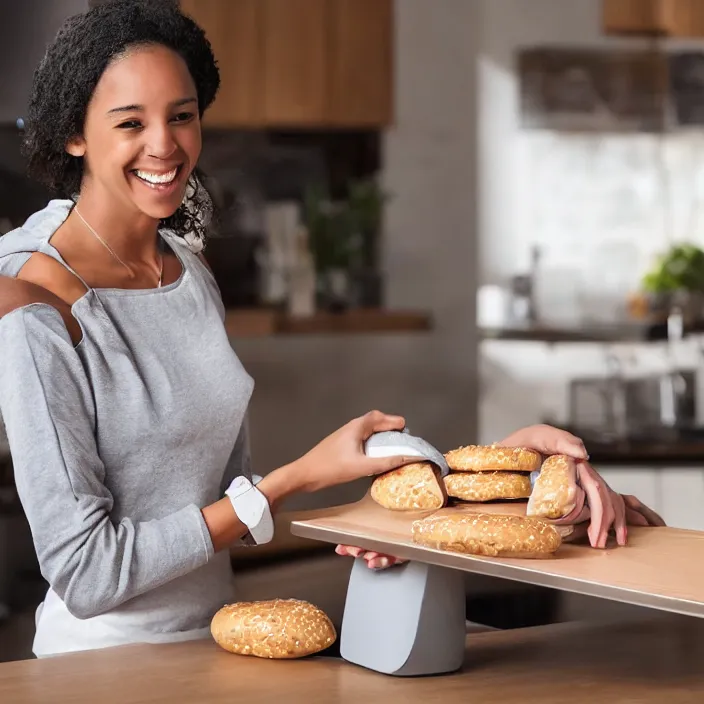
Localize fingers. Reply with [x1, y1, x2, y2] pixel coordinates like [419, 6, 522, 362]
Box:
[359, 410, 406, 440]
[577, 462, 614, 549]
[625, 507, 650, 526]
[335, 545, 407, 570]
[613, 491, 628, 547]
[557, 435, 589, 460]
[502, 424, 589, 460]
[535, 426, 589, 460]
[622, 494, 667, 527]
[335, 545, 363, 557]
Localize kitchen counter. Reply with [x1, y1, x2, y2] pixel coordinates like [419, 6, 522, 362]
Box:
[584, 439, 704, 465]
[2, 615, 703, 703]
[554, 425, 704, 466]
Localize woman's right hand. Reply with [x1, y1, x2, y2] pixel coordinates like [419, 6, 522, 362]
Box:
[293, 410, 415, 492]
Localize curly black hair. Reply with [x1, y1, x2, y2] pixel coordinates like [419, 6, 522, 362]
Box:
[21, 0, 219, 242]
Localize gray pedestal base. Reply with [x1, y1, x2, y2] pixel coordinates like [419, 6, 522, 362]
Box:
[339, 558, 467, 676]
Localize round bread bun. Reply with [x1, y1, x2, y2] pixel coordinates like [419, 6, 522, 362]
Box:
[371, 461, 447, 511]
[411, 512, 561, 558]
[444, 444, 541, 472]
[211, 599, 336, 659]
[444, 471, 532, 502]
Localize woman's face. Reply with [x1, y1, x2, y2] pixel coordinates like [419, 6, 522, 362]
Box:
[67, 43, 202, 221]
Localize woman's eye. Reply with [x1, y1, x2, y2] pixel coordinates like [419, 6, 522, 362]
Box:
[117, 120, 142, 130]
[172, 112, 195, 123]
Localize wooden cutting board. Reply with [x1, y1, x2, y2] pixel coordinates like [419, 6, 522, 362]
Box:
[290, 494, 704, 618]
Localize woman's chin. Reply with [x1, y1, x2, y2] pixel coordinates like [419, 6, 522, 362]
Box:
[127, 173, 187, 220]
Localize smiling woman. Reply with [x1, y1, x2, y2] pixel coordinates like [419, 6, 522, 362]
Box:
[0, 0, 421, 659]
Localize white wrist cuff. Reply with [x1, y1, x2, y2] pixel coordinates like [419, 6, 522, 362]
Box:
[225, 475, 274, 546]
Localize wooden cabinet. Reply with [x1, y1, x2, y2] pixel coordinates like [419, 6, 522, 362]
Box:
[180, 0, 261, 127]
[603, 0, 704, 37]
[260, 0, 328, 126]
[328, 0, 394, 127]
[180, 0, 394, 128]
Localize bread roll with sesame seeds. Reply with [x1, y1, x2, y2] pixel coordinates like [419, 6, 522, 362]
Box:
[370, 461, 447, 511]
[210, 599, 336, 659]
[411, 512, 562, 558]
[444, 445, 541, 473]
[444, 471, 532, 502]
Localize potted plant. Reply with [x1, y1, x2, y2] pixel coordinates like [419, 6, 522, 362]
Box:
[641, 243, 704, 323]
[303, 184, 356, 311]
[346, 176, 390, 307]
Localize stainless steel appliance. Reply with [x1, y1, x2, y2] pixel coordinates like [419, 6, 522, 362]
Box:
[568, 368, 698, 440]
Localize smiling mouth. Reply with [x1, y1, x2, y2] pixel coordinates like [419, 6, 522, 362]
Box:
[131, 165, 183, 188]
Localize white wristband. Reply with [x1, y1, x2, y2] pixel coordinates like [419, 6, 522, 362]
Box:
[225, 475, 274, 546]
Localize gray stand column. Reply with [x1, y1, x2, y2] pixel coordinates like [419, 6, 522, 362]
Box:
[339, 558, 467, 676]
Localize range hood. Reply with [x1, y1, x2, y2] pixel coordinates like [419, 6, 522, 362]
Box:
[0, 1, 89, 125]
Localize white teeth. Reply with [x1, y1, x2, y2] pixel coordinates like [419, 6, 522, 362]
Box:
[134, 168, 178, 185]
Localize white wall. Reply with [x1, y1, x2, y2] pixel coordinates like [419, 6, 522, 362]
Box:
[236, 0, 480, 510]
[477, 0, 704, 443]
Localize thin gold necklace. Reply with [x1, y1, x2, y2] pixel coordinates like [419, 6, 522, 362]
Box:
[73, 206, 163, 288]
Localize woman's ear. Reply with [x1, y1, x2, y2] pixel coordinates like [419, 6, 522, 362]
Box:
[66, 135, 86, 157]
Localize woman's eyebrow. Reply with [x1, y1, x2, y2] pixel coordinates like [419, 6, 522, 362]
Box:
[106, 97, 197, 115]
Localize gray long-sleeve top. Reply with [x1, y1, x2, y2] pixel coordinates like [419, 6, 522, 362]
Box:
[0, 200, 254, 651]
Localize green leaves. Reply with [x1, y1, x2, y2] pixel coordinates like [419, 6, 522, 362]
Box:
[642, 243, 704, 293]
[303, 177, 390, 273]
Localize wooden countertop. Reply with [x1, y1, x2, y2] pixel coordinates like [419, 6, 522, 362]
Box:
[2, 616, 704, 702]
[223, 308, 433, 337]
[291, 495, 704, 618]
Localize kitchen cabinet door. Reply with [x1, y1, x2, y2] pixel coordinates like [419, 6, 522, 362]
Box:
[180, 0, 262, 127]
[328, 0, 394, 127]
[260, 0, 328, 126]
[658, 468, 704, 531]
[603, 0, 704, 37]
[602, 0, 672, 35]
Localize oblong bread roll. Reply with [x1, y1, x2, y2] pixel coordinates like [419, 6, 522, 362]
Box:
[444, 471, 532, 502]
[411, 512, 561, 558]
[211, 599, 336, 659]
[444, 444, 541, 472]
[371, 461, 447, 511]
[526, 454, 579, 520]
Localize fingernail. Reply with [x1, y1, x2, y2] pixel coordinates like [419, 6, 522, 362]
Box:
[379, 557, 390, 568]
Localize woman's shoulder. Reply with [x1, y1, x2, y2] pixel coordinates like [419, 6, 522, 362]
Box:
[0, 200, 73, 278]
[0, 276, 82, 346]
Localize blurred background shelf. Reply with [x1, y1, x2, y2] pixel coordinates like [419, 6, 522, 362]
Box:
[480, 320, 704, 344]
[223, 308, 433, 337]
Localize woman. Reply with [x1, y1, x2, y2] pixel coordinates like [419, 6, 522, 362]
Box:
[0, 1, 661, 658]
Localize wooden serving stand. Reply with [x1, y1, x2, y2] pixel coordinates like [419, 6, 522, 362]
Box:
[290, 495, 704, 677]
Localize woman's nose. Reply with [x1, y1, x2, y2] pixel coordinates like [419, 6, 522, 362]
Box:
[145, 124, 178, 159]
